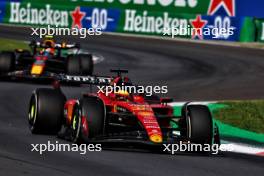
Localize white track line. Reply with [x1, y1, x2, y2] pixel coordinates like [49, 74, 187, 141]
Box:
[169, 101, 216, 106]
[222, 141, 264, 156]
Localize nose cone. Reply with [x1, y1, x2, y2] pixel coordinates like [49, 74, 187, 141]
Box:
[31, 65, 44, 75]
[150, 134, 163, 143]
[135, 110, 163, 143]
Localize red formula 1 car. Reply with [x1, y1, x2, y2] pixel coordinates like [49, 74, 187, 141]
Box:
[0, 36, 93, 80]
[28, 70, 220, 148]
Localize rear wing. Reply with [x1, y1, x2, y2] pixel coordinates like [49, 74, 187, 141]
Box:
[56, 74, 112, 86]
[29, 41, 80, 55]
[57, 69, 129, 85]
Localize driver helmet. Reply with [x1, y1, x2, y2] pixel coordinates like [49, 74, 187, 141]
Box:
[61, 42, 67, 48]
[115, 90, 130, 101]
[43, 35, 55, 48]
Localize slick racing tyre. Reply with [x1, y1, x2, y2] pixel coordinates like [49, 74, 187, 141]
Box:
[78, 96, 105, 142]
[80, 54, 93, 75]
[28, 88, 66, 134]
[0, 51, 15, 74]
[66, 54, 93, 75]
[181, 104, 213, 145]
[66, 104, 82, 143]
[66, 55, 80, 75]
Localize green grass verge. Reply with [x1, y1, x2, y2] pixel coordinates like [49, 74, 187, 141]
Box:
[173, 104, 264, 143]
[212, 100, 264, 134]
[0, 38, 28, 51]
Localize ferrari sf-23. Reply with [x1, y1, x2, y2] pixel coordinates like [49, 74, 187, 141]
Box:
[28, 70, 220, 150]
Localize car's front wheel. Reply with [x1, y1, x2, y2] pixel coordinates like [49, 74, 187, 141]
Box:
[0, 51, 15, 74]
[77, 96, 105, 142]
[181, 104, 213, 145]
[28, 88, 66, 134]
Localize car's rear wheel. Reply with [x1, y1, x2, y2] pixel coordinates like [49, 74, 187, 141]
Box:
[78, 96, 105, 142]
[66, 54, 93, 75]
[0, 51, 15, 74]
[181, 104, 213, 145]
[80, 54, 93, 75]
[66, 55, 80, 75]
[28, 88, 66, 134]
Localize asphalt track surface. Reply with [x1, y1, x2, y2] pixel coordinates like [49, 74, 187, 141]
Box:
[0, 25, 264, 176]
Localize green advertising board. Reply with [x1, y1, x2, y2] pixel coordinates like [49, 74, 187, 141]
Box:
[3, 0, 210, 28]
[21, 0, 210, 15]
[117, 9, 195, 37]
[0, 0, 259, 42]
[239, 17, 255, 42]
[5, 2, 74, 27]
[255, 19, 264, 43]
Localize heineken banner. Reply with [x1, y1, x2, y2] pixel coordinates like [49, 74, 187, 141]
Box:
[255, 19, 264, 43]
[14, 0, 211, 15]
[0, 0, 262, 42]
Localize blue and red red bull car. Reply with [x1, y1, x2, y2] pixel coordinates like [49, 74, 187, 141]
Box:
[0, 36, 93, 81]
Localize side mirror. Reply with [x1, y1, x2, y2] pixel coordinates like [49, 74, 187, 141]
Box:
[52, 79, 61, 90]
[15, 48, 24, 53]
